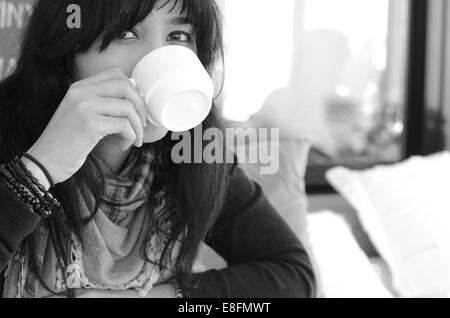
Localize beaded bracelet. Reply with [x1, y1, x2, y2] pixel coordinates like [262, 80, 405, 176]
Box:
[21, 152, 56, 189]
[0, 156, 61, 218]
[14, 156, 61, 208]
[0, 165, 40, 212]
[0, 163, 53, 218]
[7, 159, 52, 209]
[14, 156, 60, 216]
[8, 170, 53, 217]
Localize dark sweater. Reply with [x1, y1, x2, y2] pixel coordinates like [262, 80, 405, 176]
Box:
[0, 166, 316, 298]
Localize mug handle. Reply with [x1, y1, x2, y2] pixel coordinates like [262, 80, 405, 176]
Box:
[129, 78, 163, 129]
[129, 78, 145, 98]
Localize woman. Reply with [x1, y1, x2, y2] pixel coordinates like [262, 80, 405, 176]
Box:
[0, 0, 316, 298]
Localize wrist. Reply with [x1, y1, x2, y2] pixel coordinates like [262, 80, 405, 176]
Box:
[20, 156, 51, 191]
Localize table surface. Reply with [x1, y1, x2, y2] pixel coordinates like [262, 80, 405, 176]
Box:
[308, 193, 379, 257]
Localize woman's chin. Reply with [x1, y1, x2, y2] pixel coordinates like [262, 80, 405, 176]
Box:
[143, 124, 169, 144]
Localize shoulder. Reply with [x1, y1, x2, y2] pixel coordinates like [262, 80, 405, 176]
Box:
[225, 163, 264, 212]
[214, 162, 278, 234]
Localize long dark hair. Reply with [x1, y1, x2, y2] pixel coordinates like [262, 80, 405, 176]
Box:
[0, 0, 231, 297]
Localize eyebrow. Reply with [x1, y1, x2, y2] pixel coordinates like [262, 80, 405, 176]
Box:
[168, 16, 193, 26]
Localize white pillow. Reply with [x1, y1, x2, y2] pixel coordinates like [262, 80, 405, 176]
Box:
[236, 139, 327, 296]
[326, 152, 450, 297]
[307, 211, 393, 298]
[236, 139, 311, 252]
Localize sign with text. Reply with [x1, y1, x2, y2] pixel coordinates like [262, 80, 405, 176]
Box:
[0, 0, 34, 79]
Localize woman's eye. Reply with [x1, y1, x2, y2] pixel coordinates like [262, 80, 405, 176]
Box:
[167, 31, 193, 43]
[119, 30, 139, 40]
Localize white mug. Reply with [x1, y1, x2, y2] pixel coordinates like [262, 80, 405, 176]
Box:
[130, 45, 214, 132]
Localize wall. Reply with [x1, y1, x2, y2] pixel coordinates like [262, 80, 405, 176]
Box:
[425, 0, 450, 151]
[0, 0, 34, 80]
[444, 2, 450, 150]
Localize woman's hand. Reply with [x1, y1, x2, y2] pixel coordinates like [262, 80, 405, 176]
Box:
[26, 67, 148, 185]
[75, 284, 176, 298]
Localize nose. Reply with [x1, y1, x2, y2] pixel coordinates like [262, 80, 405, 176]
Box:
[142, 38, 168, 58]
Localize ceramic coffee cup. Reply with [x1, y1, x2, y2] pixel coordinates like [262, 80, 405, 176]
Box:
[130, 45, 215, 132]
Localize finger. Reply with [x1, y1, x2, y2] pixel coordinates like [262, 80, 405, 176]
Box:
[92, 97, 144, 147]
[99, 116, 138, 151]
[72, 67, 128, 88]
[90, 78, 148, 128]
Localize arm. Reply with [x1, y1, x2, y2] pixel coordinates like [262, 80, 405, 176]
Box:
[0, 180, 41, 273]
[0, 158, 50, 272]
[181, 166, 317, 298]
[73, 284, 176, 298]
[0, 158, 52, 297]
[0, 176, 42, 297]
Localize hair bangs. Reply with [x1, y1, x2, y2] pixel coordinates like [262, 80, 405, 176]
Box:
[98, 0, 215, 52]
[70, 0, 222, 72]
[154, 0, 211, 30]
[99, 0, 158, 51]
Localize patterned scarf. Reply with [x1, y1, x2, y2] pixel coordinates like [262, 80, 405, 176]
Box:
[3, 146, 179, 298]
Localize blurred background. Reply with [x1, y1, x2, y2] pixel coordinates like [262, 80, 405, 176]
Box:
[2, 0, 450, 298]
[0, 1, 443, 186]
[220, 0, 408, 165]
[216, 0, 450, 297]
[216, 0, 447, 188]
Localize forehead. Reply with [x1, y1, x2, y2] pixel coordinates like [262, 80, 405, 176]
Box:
[153, 0, 188, 17]
[134, 0, 193, 31]
[134, 0, 191, 29]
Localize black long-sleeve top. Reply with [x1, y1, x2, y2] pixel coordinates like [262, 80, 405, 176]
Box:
[0, 165, 316, 298]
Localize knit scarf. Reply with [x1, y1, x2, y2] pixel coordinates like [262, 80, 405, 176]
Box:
[3, 146, 179, 298]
